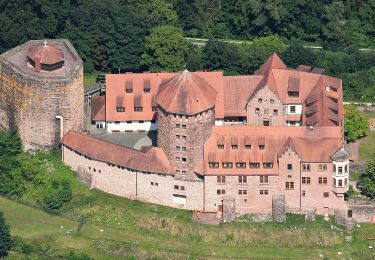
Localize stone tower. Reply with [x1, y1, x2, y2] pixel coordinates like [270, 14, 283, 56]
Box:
[156, 70, 217, 180]
[0, 39, 84, 150]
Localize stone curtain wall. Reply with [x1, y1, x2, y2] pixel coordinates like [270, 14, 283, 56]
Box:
[0, 58, 84, 150]
[62, 146, 204, 210]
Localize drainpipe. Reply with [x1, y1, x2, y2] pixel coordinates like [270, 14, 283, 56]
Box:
[56, 116, 64, 161]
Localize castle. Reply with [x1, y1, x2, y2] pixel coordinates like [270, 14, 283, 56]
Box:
[0, 40, 352, 220]
[0, 39, 83, 150]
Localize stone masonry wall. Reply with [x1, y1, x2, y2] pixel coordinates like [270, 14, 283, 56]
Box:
[62, 146, 204, 210]
[157, 107, 215, 180]
[246, 87, 285, 126]
[0, 60, 84, 150]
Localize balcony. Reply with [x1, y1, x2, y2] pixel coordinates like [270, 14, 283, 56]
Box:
[333, 185, 348, 194]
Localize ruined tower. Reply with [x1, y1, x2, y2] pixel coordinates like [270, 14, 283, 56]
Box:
[0, 39, 84, 150]
[156, 70, 217, 180]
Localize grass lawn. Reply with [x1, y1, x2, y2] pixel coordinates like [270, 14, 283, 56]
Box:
[84, 71, 104, 90]
[359, 110, 375, 161]
[2, 193, 375, 259]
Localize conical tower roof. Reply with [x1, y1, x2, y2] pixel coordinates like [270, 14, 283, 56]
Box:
[156, 70, 218, 115]
[27, 41, 64, 65]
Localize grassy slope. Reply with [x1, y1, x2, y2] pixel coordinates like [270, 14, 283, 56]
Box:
[2, 194, 375, 259]
[359, 111, 375, 161]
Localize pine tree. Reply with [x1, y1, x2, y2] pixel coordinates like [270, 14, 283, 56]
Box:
[0, 211, 13, 257]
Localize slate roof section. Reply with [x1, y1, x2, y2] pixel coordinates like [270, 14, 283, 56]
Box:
[61, 131, 174, 174]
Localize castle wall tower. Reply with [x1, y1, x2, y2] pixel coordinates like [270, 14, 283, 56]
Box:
[0, 39, 84, 150]
[156, 70, 217, 180]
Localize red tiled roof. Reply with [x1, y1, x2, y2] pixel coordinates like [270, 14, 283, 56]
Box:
[91, 96, 106, 121]
[61, 131, 174, 174]
[223, 75, 263, 117]
[156, 70, 218, 115]
[202, 126, 343, 175]
[105, 71, 225, 121]
[27, 43, 64, 65]
[255, 53, 287, 75]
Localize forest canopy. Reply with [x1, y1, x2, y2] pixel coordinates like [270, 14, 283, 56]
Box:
[0, 0, 374, 101]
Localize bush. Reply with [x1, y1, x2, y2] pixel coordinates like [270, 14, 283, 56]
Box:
[0, 212, 13, 257]
[43, 180, 73, 210]
[12, 236, 33, 254]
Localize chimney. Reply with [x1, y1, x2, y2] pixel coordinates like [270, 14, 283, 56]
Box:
[34, 56, 41, 72]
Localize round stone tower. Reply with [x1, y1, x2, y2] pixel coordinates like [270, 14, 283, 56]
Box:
[0, 39, 84, 150]
[156, 70, 217, 179]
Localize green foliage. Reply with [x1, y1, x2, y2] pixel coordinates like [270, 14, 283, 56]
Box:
[141, 25, 189, 72]
[12, 236, 33, 255]
[360, 153, 375, 197]
[344, 105, 369, 142]
[43, 180, 72, 210]
[0, 212, 13, 257]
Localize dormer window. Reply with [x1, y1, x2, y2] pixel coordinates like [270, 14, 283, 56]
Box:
[134, 107, 143, 112]
[222, 162, 233, 168]
[231, 145, 238, 149]
[209, 162, 219, 168]
[259, 145, 265, 150]
[134, 95, 143, 112]
[144, 87, 151, 93]
[236, 162, 246, 168]
[116, 107, 125, 112]
[263, 163, 273, 168]
[245, 145, 251, 149]
[288, 91, 299, 97]
[152, 106, 158, 111]
[250, 163, 260, 168]
[125, 80, 133, 93]
[258, 98, 263, 103]
[218, 144, 224, 149]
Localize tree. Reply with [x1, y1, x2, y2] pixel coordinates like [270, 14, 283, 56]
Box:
[344, 105, 369, 142]
[141, 25, 189, 72]
[0, 212, 13, 257]
[253, 35, 286, 56]
[280, 44, 318, 68]
[360, 153, 375, 197]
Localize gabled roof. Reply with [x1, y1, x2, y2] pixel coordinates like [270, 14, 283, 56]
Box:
[156, 70, 218, 115]
[61, 131, 174, 174]
[255, 53, 287, 75]
[201, 126, 343, 175]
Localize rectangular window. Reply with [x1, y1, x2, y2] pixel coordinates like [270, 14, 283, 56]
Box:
[259, 145, 265, 150]
[139, 120, 144, 124]
[260, 190, 268, 195]
[218, 144, 224, 149]
[236, 162, 246, 168]
[182, 157, 187, 162]
[238, 190, 242, 195]
[176, 124, 181, 128]
[338, 166, 343, 174]
[126, 88, 133, 93]
[338, 179, 343, 187]
[176, 135, 180, 140]
[290, 106, 296, 113]
[270, 99, 274, 104]
[134, 107, 143, 112]
[152, 107, 158, 111]
[255, 108, 260, 114]
[151, 182, 154, 186]
[209, 162, 219, 168]
[222, 162, 233, 168]
[318, 164, 327, 171]
[217, 189, 225, 195]
[323, 192, 329, 198]
[345, 164, 348, 173]
[217, 176, 226, 184]
[264, 108, 269, 114]
[258, 98, 263, 103]
[181, 147, 187, 151]
[176, 146, 180, 151]
[182, 170, 186, 175]
[180, 186, 185, 191]
[285, 182, 294, 189]
[182, 135, 187, 141]
[288, 92, 299, 97]
[239, 176, 247, 183]
[245, 145, 251, 149]
[260, 175, 269, 184]
[302, 164, 311, 172]
[287, 164, 293, 171]
[144, 88, 151, 93]
[302, 177, 311, 184]
[302, 190, 306, 197]
[174, 185, 179, 190]
[175, 157, 180, 162]
[116, 107, 125, 112]
[238, 190, 247, 195]
[182, 124, 187, 129]
[273, 109, 278, 115]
